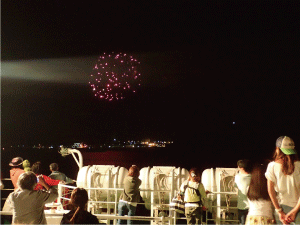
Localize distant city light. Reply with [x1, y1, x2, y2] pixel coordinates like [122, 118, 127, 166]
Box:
[4, 139, 173, 149]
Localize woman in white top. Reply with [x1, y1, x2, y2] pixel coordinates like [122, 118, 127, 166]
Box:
[246, 163, 274, 225]
[265, 136, 300, 224]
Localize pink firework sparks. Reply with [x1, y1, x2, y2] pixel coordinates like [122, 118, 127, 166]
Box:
[89, 52, 141, 101]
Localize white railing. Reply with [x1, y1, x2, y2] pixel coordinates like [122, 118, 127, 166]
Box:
[1, 180, 208, 225]
[2, 179, 213, 225]
[0, 210, 172, 225]
[57, 183, 177, 225]
[205, 191, 239, 225]
[1, 182, 179, 225]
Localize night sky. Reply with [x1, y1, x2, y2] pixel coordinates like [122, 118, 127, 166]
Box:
[2, 1, 300, 160]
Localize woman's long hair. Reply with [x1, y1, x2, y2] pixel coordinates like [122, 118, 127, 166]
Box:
[247, 163, 270, 201]
[69, 188, 89, 224]
[273, 147, 299, 175]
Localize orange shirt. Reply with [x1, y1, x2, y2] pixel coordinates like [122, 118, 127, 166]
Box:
[10, 168, 25, 190]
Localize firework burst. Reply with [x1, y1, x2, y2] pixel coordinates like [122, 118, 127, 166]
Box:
[89, 52, 141, 101]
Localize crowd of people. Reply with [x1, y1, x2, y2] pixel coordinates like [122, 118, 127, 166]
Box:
[5, 158, 75, 191]
[1, 135, 299, 225]
[2, 159, 76, 224]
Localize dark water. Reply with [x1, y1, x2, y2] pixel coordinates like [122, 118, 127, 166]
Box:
[1, 143, 274, 180]
[0, 143, 274, 210]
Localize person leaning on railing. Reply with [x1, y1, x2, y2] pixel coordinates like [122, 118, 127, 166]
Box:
[117, 165, 142, 225]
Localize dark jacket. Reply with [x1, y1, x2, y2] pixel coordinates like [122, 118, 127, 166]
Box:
[119, 176, 142, 203]
[61, 209, 99, 224]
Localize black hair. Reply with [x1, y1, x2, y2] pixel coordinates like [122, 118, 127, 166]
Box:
[17, 172, 37, 190]
[247, 163, 270, 201]
[237, 159, 252, 173]
[50, 163, 59, 171]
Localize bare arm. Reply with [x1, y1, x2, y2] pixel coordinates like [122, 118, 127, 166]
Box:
[37, 175, 50, 190]
[267, 179, 280, 209]
[37, 175, 58, 204]
[286, 196, 300, 223]
[267, 179, 286, 223]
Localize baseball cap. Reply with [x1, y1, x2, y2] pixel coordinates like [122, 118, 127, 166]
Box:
[276, 136, 296, 155]
[9, 157, 24, 166]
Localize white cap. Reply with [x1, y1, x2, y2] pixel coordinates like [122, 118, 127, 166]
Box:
[276, 136, 296, 155]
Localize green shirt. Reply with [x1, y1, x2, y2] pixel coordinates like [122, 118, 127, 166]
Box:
[120, 176, 142, 203]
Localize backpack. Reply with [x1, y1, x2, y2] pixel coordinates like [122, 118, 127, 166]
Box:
[183, 181, 201, 196]
[182, 181, 202, 205]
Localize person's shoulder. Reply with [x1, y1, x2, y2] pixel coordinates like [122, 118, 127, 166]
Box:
[266, 161, 282, 174]
[267, 161, 280, 168]
[132, 176, 140, 181]
[48, 172, 54, 177]
[62, 210, 75, 217]
[127, 176, 141, 183]
[84, 211, 99, 223]
[293, 161, 300, 172]
[89, 211, 98, 218]
[198, 182, 205, 189]
[188, 180, 200, 187]
[12, 189, 36, 199]
[234, 173, 240, 182]
[15, 168, 25, 174]
[43, 174, 57, 181]
[183, 179, 189, 184]
[61, 210, 74, 224]
[244, 173, 251, 178]
[265, 161, 274, 167]
[7, 190, 15, 198]
[294, 161, 300, 166]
